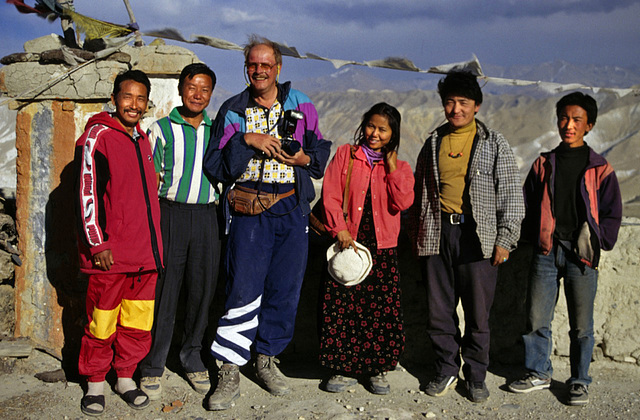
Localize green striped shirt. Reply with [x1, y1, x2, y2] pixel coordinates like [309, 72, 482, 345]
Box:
[148, 107, 217, 204]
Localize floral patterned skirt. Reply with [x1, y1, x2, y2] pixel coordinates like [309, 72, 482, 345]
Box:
[318, 189, 404, 375]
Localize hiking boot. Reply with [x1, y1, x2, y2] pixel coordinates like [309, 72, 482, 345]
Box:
[186, 371, 211, 395]
[466, 380, 490, 403]
[207, 364, 240, 411]
[568, 383, 589, 406]
[508, 373, 551, 394]
[255, 354, 290, 396]
[425, 375, 458, 397]
[325, 374, 357, 393]
[368, 372, 390, 395]
[140, 376, 162, 401]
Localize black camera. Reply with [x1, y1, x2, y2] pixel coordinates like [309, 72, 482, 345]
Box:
[278, 110, 303, 155]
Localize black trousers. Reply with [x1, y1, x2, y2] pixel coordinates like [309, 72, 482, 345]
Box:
[140, 199, 221, 377]
[420, 213, 498, 382]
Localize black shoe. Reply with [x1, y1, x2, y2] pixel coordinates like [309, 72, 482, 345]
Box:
[466, 380, 489, 403]
[508, 373, 551, 393]
[425, 375, 458, 397]
[568, 384, 589, 406]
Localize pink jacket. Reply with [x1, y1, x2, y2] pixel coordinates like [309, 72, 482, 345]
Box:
[322, 144, 414, 249]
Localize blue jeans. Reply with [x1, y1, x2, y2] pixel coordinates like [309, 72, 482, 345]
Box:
[522, 244, 598, 386]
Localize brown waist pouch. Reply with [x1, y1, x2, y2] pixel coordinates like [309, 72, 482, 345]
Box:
[227, 184, 295, 215]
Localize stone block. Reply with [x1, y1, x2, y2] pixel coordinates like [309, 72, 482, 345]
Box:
[1, 61, 129, 100]
[24, 34, 64, 54]
[122, 45, 198, 75]
[0, 52, 40, 65]
[0, 250, 13, 283]
[0, 284, 14, 336]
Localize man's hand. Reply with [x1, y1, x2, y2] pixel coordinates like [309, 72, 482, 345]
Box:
[244, 133, 281, 157]
[336, 229, 357, 252]
[491, 245, 510, 266]
[94, 249, 114, 271]
[276, 148, 311, 167]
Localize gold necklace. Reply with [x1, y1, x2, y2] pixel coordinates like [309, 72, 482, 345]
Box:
[447, 130, 474, 158]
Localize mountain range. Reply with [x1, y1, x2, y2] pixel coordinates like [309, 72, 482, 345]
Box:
[297, 62, 640, 217]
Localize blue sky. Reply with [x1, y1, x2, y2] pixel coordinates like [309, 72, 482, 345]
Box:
[1, 0, 640, 92]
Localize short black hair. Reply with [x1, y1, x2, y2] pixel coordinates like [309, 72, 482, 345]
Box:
[437, 71, 482, 105]
[556, 92, 598, 126]
[178, 63, 216, 91]
[354, 102, 402, 152]
[113, 69, 151, 97]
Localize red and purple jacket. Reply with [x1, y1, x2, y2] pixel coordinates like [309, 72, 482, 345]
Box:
[74, 111, 163, 274]
[522, 145, 622, 268]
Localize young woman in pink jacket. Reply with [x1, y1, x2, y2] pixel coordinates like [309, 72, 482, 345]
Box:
[319, 102, 415, 394]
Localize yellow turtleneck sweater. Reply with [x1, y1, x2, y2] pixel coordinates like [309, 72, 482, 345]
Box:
[438, 120, 476, 214]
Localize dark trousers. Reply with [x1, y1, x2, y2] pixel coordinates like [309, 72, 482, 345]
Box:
[140, 199, 221, 377]
[421, 214, 498, 382]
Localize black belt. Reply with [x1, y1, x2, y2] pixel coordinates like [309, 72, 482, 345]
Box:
[442, 212, 467, 225]
[160, 197, 217, 209]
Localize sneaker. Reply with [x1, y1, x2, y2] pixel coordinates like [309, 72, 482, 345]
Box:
[325, 374, 358, 393]
[508, 373, 552, 394]
[186, 371, 211, 395]
[140, 376, 162, 401]
[368, 372, 390, 395]
[568, 384, 589, 406]
[207, 364, 240, 411]
[255, 354, 290, 396]
[425, 375, 458, 397]
[466, 380, 490, 403]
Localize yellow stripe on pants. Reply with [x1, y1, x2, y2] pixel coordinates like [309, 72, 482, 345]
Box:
[120, 299, 155, 331]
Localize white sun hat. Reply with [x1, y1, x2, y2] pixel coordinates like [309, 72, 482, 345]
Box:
[326, 241, 372, 287]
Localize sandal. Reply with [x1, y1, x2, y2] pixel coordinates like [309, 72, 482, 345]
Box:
[81, 394, 105, 416]
[119, 388, 150, 410]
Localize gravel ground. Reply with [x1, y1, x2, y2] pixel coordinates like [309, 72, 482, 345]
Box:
[1, 349, 639, 419]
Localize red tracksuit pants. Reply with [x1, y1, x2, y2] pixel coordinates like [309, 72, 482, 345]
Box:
[78, 271, 157, 382]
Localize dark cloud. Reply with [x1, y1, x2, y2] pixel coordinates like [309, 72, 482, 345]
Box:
[297, 0, 639, 26]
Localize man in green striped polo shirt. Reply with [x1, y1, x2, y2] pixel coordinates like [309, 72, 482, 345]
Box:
[140, 63, 221, 399]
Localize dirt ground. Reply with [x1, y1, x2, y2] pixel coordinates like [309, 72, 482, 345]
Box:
[1, 349, 639, 420]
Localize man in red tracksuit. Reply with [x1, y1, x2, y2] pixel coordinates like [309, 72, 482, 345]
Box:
[74, 70, 163, 416]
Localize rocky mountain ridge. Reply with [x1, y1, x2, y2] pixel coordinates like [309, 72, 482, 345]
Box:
[297, 60, 640, 94]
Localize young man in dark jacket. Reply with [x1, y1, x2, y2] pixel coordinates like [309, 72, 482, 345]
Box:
[509, 92, 622, 406]
[75, 70, 163, 416]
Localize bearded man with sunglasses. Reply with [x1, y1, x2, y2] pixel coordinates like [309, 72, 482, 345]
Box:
[203, 35, 331, 410]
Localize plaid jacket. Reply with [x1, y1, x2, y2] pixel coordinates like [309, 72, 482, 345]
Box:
[408, 120, 525, 258]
